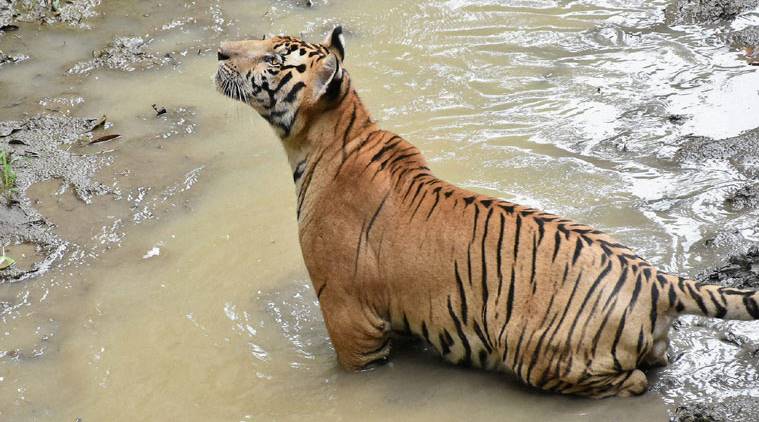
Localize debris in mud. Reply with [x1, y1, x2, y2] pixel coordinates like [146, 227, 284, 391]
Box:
[0, 113, 112, 282]
[68, 36, 173, 74]
[725, 183, 759, 210]
[671, 402, 723, 422]
[671, 402, 722, 422]
[0, 254, 14, 270]
[668, 0, 759, 24]
[0, 49, 27, 66]
[151, 103, 167, 116]
[667, 114, 690, 125]
[675, 127, 759, 178]
[89, 133, 121, 145]
[153, 107, 197, 139]
[2, 0, 101, 29]
[670, 395, 759, 422]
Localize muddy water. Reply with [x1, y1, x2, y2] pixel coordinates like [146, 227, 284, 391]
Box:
[2, 0, 759, 420]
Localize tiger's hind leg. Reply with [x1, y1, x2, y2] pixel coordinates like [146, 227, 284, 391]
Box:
[318, 292, 392, 371]
[559, 369, 648, 398]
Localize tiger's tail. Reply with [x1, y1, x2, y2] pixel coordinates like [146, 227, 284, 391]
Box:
[661, 273, 759, 320]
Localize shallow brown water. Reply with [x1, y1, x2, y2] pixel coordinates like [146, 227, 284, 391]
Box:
[2, 0, 759, 420]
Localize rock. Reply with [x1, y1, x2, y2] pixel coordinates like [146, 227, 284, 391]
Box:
[669, 0, 759, 25]
[696, 245, 759, 289]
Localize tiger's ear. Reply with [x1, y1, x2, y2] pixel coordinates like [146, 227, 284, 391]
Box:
[323, 26, 345, 61]
[312, 53, 344, 102]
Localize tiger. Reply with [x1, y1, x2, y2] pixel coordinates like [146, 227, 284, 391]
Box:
[214, 26, 759, 398]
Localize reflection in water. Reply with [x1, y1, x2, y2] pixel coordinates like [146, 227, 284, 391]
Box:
[1, 0, 759, 420]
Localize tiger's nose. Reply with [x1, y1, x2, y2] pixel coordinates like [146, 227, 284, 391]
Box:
[217, 49, 230, 61]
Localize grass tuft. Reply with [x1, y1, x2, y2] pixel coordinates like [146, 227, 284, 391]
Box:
[0, 150, 17, 193]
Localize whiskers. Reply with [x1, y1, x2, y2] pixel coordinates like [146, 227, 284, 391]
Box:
[215, 65, 252, 103]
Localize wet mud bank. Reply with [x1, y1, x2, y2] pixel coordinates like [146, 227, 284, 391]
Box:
[0, 0, 212, 282]
[659, 3, 759, 421]
[0, 114, 111, 281]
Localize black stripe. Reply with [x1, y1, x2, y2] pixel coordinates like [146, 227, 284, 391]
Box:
[283, 81, 306, 103]
[363, 193, 389, 242]
[601, 266, 628, 313]
[535, 217, 545, 245]
[409, 190, 428, 221]
[438, 333, 451, 355]
[743, 295, 759, 318]
[425, 187, 442, 220]
[552, 230, 562, 262]
[495, 212, 506, 304]
[610, 310, 627, 372]
[447, 296, 472, 366]
[341, 103, 358, 152]
[529, 234, 538, 294]
[706, 289, 727, 318]
[513, 214, 522, 259]
[454, 261, 468, 322]
[627, 272, 643, 314]
[274, 71, 293, 92]
[571, 237, 584, 266]
[473, 321, 493, 354]
[649, 282, 659, 330]
[685, 282, 709, 315]
[296, 148, 327, 218]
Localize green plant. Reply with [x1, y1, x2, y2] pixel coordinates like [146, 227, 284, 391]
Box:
[0, 150, 16, 192]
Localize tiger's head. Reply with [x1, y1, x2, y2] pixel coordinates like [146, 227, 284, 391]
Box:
[215, 27, 348, 139]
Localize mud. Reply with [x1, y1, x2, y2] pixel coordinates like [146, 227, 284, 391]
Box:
[675, 127, 759, 178]
[671, 397, 759, 422]
[1, 0, 100, 28]
[0, 114, 112, 281]
[69, 36, 174, 74]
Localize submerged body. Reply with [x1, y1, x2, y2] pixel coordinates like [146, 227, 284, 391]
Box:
[215, 28, 759, 398]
